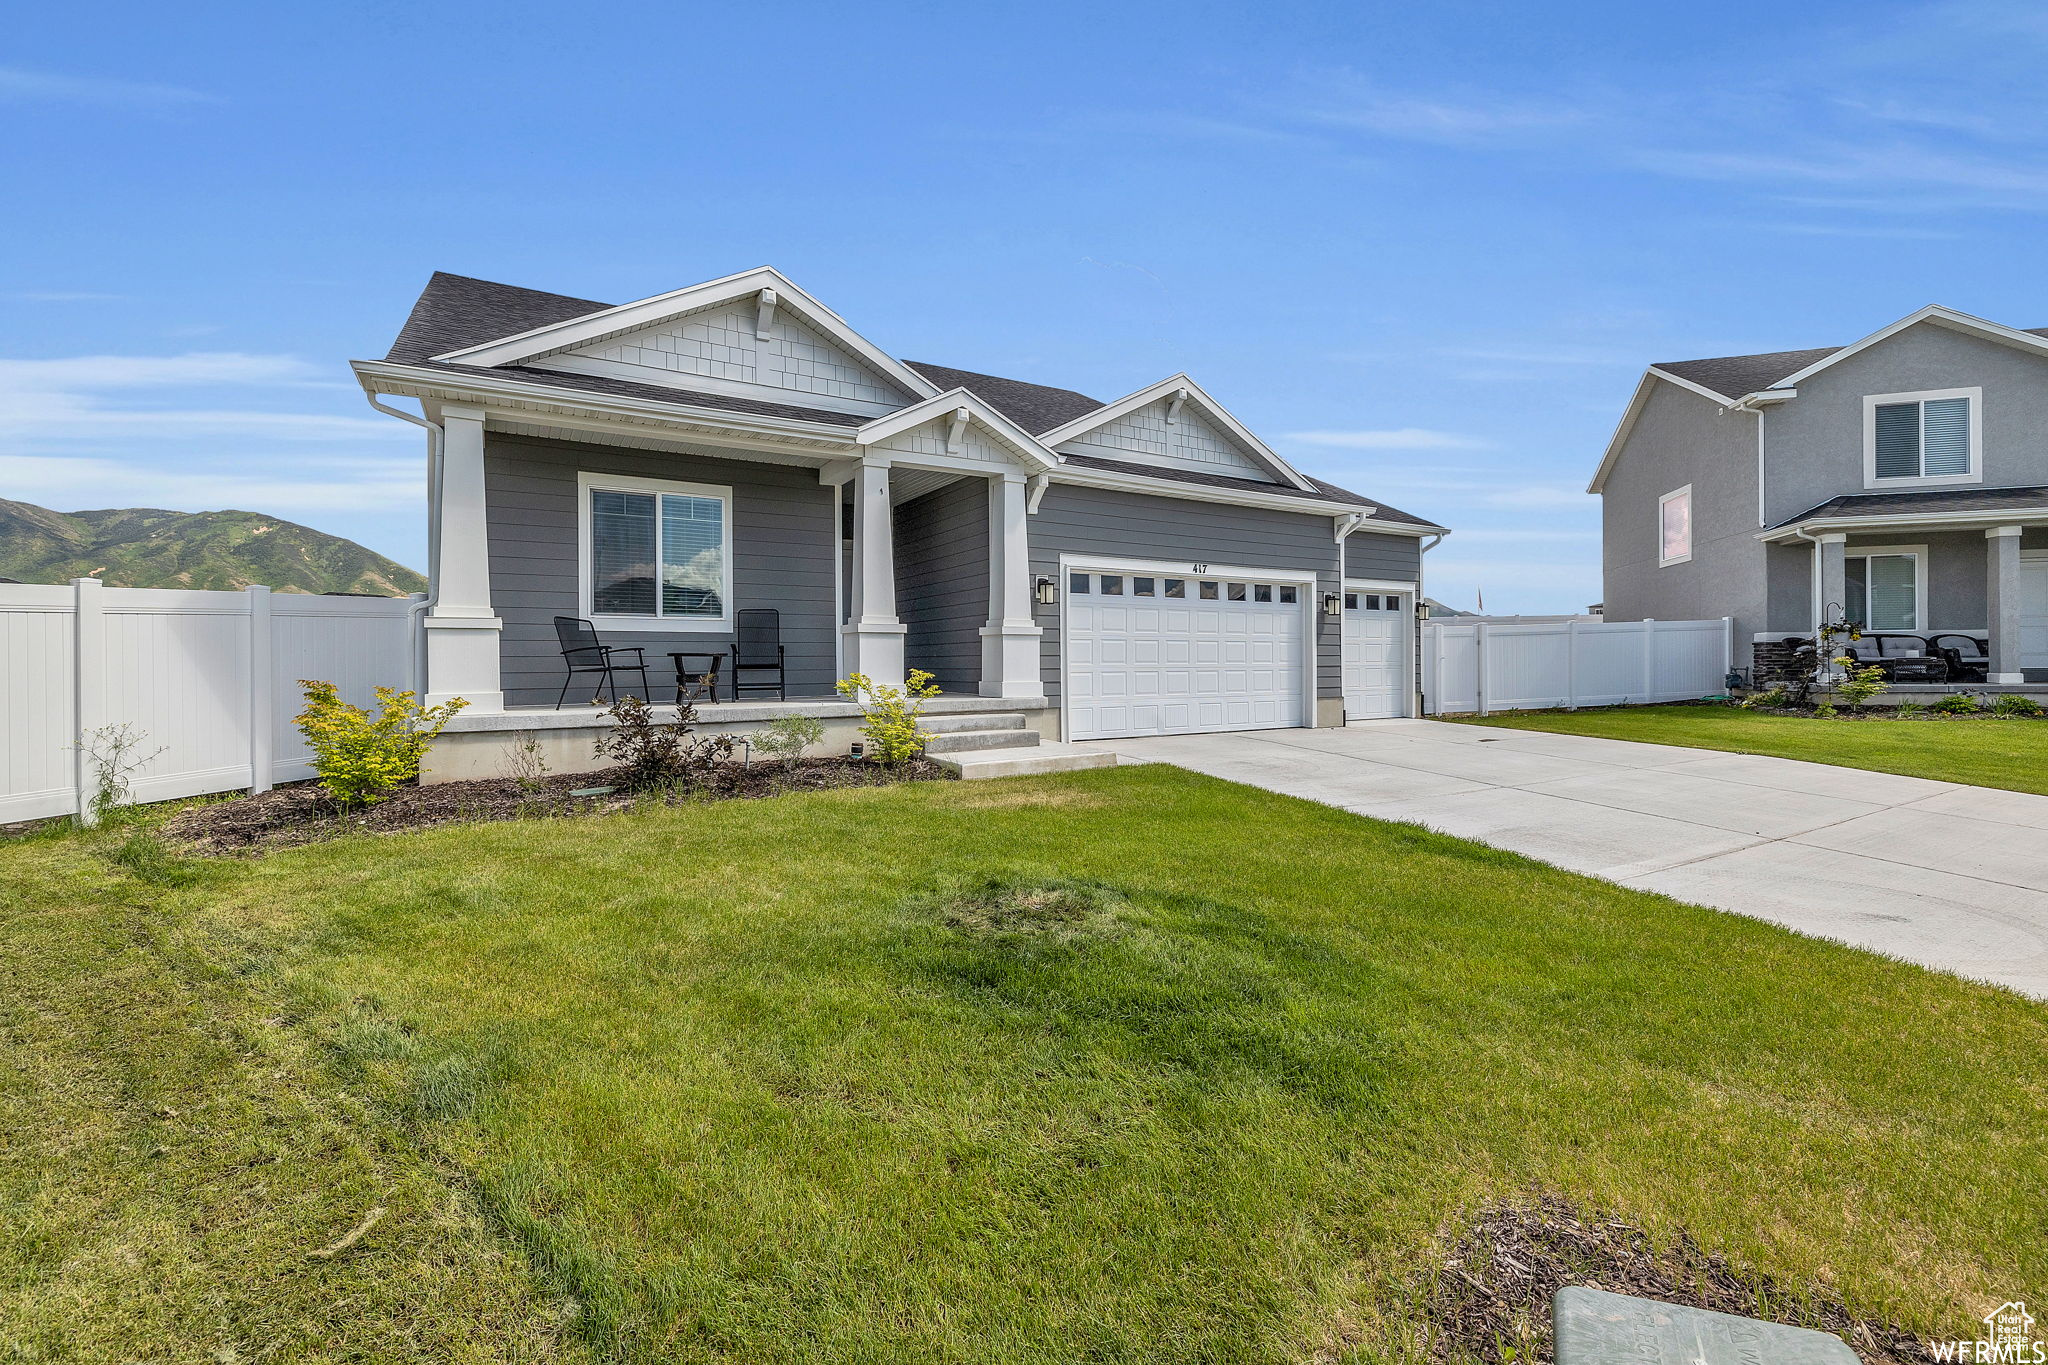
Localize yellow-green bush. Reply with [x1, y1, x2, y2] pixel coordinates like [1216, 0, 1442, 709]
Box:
[295, 681, 467, 806]
[835, 669, 940, 764]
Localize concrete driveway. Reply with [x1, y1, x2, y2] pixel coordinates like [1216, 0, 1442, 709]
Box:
[1086, 719, 2048, 1000]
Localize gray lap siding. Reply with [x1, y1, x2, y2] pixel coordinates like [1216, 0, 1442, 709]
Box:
[1344, 531, 1423, 583]
[484, 432, 839, 706]
[893, 477, 989, 693]
[1027, 483, 1347, 702]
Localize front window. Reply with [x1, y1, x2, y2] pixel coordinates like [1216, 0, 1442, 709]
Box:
[1845, 550, 1921, 631]
[1867, 388, 1979, 486]
[586, 477, 731, 623]
[1658, 486, 1692, 567]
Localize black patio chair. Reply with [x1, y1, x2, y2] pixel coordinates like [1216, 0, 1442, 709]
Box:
[730, 608, 786, 700]
[1839, 633, 1945, 683]
[552, 615, 651, 708]
[1928, 633, 1991, 684]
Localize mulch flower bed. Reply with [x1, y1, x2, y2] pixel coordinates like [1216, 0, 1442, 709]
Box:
[1421, 1194, 1931, 1363]
[166, 757, 951, 854]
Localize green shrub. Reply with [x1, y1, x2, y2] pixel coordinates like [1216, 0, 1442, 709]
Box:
[1812, 702, 1838, 719]
[1893, 700, 1926, 719]
[835, 670, 942, 765]
[1991, 693, 2043, 718]
[753, 713, 826, 765]
[592, 696, 736, 791]
[1831, 658, 1889, 709]
[1740, 687, 1789, 710]
[295, 681, 467, 807]
[1933, 692, 1982, 716]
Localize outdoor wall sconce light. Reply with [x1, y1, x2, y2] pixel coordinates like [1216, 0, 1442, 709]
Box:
[1322, 591, 1343, 619]
[1035, 575, 1058, 606]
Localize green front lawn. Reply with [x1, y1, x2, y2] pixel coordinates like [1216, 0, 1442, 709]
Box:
[6, 766, 2044, 1361]
[1451, 703, 2048, 794]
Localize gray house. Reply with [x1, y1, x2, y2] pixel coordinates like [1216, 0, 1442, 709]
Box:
[353, 267, 1446, 776]
[1590, 305, 2048, 685]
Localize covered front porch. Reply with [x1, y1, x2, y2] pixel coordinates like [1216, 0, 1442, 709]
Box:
[1760, 492, 2048, 686]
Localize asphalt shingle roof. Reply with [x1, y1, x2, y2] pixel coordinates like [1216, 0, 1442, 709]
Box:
[372, 272, 1422, 521]
[1658, 328, 2048, 400]
[1774, 484, 2048, 528]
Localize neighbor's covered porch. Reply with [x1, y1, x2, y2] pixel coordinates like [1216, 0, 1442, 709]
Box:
[1760, 510, 2048, 685]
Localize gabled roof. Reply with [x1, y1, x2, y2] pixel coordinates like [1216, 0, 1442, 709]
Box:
[367, 271, 1431, 523]
[901, 361, 1105, 435]
[1590, 305, 2048, 494]
[1035, 374, 1319, 493]
[855, 388, 1059, 472]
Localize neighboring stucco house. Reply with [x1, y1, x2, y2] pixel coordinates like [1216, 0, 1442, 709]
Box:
[1590, 305, 2048, 684]
[352, 268, 1446, 772]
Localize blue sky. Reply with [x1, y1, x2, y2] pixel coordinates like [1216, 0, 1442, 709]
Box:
[6, 0, 2048, 612]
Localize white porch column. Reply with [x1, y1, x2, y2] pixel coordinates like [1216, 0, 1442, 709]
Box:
[423, 405, 504, 711]
[841, 458, 906, 687]
[979, 472, 1044, 698]
[1987, 525, 2025, 683]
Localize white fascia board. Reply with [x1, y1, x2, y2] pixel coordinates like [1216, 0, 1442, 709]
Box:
[1035, 373, 1319, 493]
[1587, 366, 1745, 495]
[854, 388, 1058, 471]
[1757, 506, 2048, 542]
[1774, 305, 2048, 389]
[352, 359, 862, 452]
[425, 266, 944, 402]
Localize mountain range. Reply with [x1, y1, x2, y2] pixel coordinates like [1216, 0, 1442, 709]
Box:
[0, 499, 425, 596]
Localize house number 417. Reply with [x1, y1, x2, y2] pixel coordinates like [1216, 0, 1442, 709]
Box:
[1190, 563, 1208, 573]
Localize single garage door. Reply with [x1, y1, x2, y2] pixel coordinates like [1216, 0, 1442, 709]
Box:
[1343, 588, 1410, 720]
[1065, 568, 1307, 740]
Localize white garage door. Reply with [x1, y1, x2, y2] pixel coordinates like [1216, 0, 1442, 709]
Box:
[1065, 568, 1307, 740]
[1343, 588, 1410, 720]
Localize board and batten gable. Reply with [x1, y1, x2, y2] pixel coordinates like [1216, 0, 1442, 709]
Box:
[483, 431, 839, 707]
[1027, 482, 1348, 707]
[1601, 377, 1767, 642]
[1761, 320, 2048, 526]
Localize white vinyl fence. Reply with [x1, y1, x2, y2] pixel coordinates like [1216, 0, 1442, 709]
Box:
[2, 580, 418, 823]
[1422, 617, 1733, 716]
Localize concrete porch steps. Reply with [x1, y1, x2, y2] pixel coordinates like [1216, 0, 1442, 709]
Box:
[920, 709, 1116, 779]
[931, 741, 1118, 781]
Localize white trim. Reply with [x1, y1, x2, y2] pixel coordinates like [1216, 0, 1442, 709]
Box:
[1658, 484, 1694, 566]
[854, 388, 1058, 472]
[1343, 576, 1420, 594]
[1862, 386, 1982, 490]
[1588, 368, 1743, 495]
[1037, 373, 1319, 493]
[1761, 504, 2048, 541]
[1843, 542, 1930, 632]
[428, 266, 944, 404]
[576, 470, 736, 634]
[1774, 304, 2048, 391]
[1057, 551, 1319, 741]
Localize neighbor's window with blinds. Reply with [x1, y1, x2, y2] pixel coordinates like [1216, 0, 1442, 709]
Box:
[588, 483, 729, 621]
[1846, 552, 1919, 631]
[1871, 392, 1975, 483]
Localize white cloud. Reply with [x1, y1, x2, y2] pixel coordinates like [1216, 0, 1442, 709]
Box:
[0, 67, 217, 109]
[0, 454, 419, 516]
[0, 352, 399, 443]
[1278, 75, 1589, 146]
[1282, 427, 1492, 451]
[1483, 484, 1592, 508]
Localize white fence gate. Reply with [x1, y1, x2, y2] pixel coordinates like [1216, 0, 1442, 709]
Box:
[2, 580, 418, 823]
[1422, 617, 1732, 716]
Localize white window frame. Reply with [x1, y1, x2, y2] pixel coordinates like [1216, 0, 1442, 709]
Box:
[1862, 387, 1982, 490]
[1844, 542, 1929, 632]
[577, 470, 735, 633]
[1657, 485, 1693, 567]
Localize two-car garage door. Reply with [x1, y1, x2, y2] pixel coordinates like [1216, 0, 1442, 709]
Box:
[1065, 567, 1306, 741]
